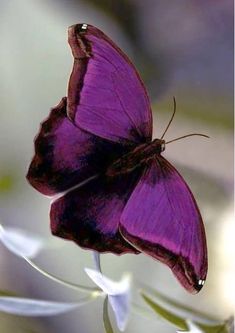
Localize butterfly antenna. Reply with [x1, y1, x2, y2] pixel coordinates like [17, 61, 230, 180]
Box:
[160, 96, 176, 139]
[166, 133, 210, 144]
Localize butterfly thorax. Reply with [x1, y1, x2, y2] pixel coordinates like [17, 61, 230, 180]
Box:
[106, 138, 165, 177]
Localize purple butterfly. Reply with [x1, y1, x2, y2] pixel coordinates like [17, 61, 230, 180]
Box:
[27, 23, 207, 293]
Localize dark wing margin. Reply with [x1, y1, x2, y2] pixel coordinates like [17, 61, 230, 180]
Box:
[120, 156, 207, 293]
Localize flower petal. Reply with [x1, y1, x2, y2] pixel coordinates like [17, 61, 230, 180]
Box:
[85, 268, 131, 331]
[109, 293, 130, 331]
[84, 268, 130, 295]
[0, 296, 87, 316]
[0, 225, 44, 258]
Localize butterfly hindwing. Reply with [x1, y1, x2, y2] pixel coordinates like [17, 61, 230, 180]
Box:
[50, 168, 143, 254]
[67, 24, 152, 144]
[120, 156, 207, 293]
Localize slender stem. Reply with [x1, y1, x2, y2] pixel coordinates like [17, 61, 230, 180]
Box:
[24, 257, 101, 295]
[92, 251, 102, 273]
[166, 133, 210, 144]
[160, 96, 176, 139]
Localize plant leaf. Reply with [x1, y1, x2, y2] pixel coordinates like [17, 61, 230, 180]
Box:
[139, 283, 218, 322]
[0, 289, 18, 297]
[103, 296, 114, 333]
[141, 292, 188, 330]
[177, 320, 229, 333]
[177, 321, 204, 333]
[0, 175, 13, 192]
[198, 322, 229, 333]
[0, 296, 92, 316]
[0, 225, 44, 258]
[141, 293, 229, 333]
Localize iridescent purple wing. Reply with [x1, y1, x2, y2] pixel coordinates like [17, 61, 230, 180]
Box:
[120, 156, 207, 293]
[27, 98, 132, 196]
[50, 168, 143, 254]
[67, 24, 152, 144]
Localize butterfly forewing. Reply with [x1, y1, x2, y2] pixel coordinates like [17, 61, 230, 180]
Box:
[120, 156, 207, 293]
[67, 24, 152, 144]
[27, 97, 132, 196]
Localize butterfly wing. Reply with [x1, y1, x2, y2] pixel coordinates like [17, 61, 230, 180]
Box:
[27, 23, 153, 195]
[67, 24, 152, 144]
[50, 169, 143, 254]
[27, 98, 132, 196]
[119, 156, 207, 293]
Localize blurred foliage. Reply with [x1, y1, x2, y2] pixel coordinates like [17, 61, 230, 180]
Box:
[141, 292, 188, 330]
[103, 296, 114, 333]
[0, 312, 44, 333]
[139, 283, 217, 322]
[81, 0, 138, 42]
[0, 289, 18, 297]
[154, 93, 233, 131]
[0, 174, 14, 193]
[141, 293, 229, 333]
[0, 289, 17, 297]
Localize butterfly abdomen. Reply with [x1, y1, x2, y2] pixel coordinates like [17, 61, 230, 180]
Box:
[106, 138, 165, 177]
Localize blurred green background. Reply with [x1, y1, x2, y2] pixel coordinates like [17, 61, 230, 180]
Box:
[0, 0, 233, 332]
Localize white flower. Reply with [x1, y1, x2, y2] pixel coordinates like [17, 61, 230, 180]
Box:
[0, 295, 94, 316]
[85, 267, 131, 331]
[0, 297, 79, 316]
[0, 224, 45, 258]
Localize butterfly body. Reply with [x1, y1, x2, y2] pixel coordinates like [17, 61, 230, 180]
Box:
[27, 23, 208, 293]
[106, 138, 165, 177]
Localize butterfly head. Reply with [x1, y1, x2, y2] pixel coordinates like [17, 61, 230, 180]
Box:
[152, 138, 165, 154]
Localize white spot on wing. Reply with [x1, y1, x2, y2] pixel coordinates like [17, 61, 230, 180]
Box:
[198, 279, 205, 286]
[81, 23, 88, 30]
